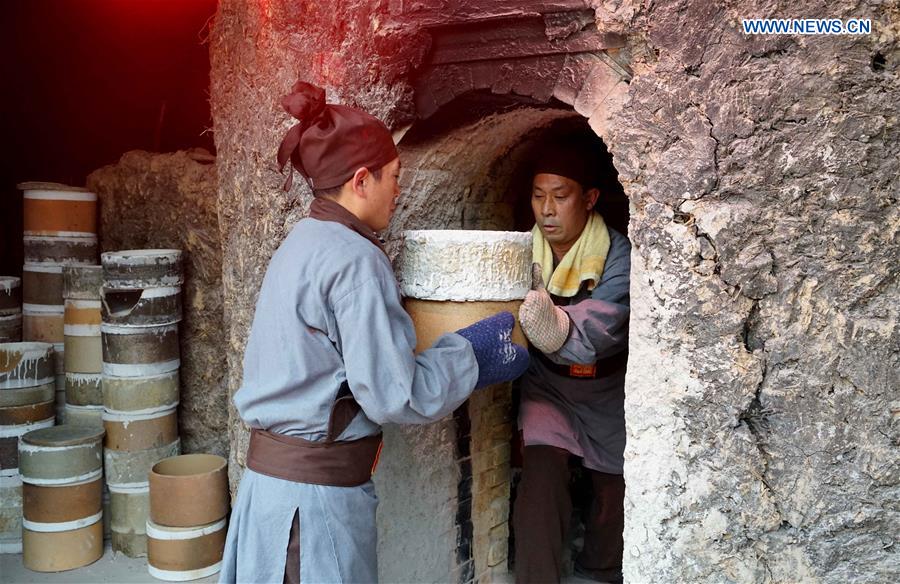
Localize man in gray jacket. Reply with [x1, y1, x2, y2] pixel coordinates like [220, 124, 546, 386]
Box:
[219, 81, 529, 584]
[514, 145, 631, 584]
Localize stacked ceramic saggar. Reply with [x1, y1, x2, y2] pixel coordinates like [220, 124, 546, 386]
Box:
[0, 342, 57, 554]
[62, 266, 104, 429]
[397, 230, 532, 579]
[19, 182, 99, 419]
[397, 230, 532, 350]
[19, 424, 104, 571]
[101, 250, 183, 558]
[147, 454, 229, 581]
[0, 277, 22, 343]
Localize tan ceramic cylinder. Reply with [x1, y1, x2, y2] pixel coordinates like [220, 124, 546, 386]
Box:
[23, 476, 102, 523]
[23, 235, 98, 265]
[398, 230, 532, 352]
[19, 182, 97, 237]
[65, 299, 101, 327]
[0, 474, 22, 554]
[149, 454, 228, 527]
[63, 404, 104, 429]
[0, 400, 56, 427]
[0, 314, 22, 343]
[404, 299, 526, 353]
[19, 424, 104, 485]
[101, 323, 180, 377]
[102, 286, 182, 327]
[103, 371, 179, 414]
[63, 335, 102, 374]
[103, 408, 178, 452]
[0, 277, 21, 315]
[63, 264, 103, 300]
[0, 381, 54, 408]
[109, 484, 149, 557]
[22, 307, 64, 344]
[22, 263, 64, 307]
[65, 372, 103, 406]
[22, 517, 103, 571]
[64, 297, 102, 377]
[20, 418, 104, 573]
[0, 417, 54, 477]
[101, 249, 184, 289]
[147, 518, 226, 581]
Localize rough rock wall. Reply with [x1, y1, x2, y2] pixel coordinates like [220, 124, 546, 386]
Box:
[88, 149, 228, 457]
[210, 0, 899, 582]
[591, 1, 899, 582]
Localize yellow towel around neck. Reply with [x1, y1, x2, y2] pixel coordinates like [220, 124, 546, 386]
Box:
[532, 212, 611, 297]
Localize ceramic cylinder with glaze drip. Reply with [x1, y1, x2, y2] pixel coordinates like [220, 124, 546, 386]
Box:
[0, 277, 22, 343]
[0, 343, 57, 476]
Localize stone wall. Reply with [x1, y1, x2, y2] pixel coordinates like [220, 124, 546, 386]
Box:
[210, 0, 899, 582]
[87, 149, 228, 457]
[590, 2, 899, 581]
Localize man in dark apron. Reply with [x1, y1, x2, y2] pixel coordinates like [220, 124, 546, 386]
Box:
[219, 81, 530, 583]
[515, 145, 631, 584]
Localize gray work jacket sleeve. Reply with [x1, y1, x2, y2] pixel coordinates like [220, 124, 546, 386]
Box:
[332, 268, 479, 426]
[549, 228, 631, 365]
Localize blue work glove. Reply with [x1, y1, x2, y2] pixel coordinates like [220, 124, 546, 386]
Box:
[455, 311, 530, 389]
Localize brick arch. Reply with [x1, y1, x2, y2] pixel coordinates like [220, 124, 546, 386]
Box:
[403, 0, 632, 139]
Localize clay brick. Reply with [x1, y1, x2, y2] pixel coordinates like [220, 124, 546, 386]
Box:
[490, 522, 510, 541]
[472, 451, 491, 475]
[491, 442, 511, 466]
[486, 497, 510, 528]
[490, 422, 513, 443]
[487, 535, 508, 567]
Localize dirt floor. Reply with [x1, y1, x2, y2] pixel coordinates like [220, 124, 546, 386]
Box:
[1, 548, 600, 584]
[0, 546, 218, 584]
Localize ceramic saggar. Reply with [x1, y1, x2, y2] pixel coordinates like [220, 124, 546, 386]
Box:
[19, 424, 105, 571]
[397, 230, 533, 351]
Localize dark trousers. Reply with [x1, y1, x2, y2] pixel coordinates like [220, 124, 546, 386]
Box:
[283, 509, 300, 584]
[513, 445, 625, 584]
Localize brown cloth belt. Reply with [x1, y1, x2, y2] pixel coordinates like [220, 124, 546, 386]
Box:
[247, 429, 382, 487]
[246, 382, 383, 487]
[531, 348, 628, 379]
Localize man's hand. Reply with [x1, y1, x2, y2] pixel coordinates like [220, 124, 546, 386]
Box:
[519, 263, 570, 354]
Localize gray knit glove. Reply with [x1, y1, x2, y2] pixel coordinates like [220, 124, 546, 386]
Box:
[518, 264, 570, 354]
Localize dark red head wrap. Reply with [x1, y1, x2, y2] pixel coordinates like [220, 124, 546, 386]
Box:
[277, 81, 399, 192]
